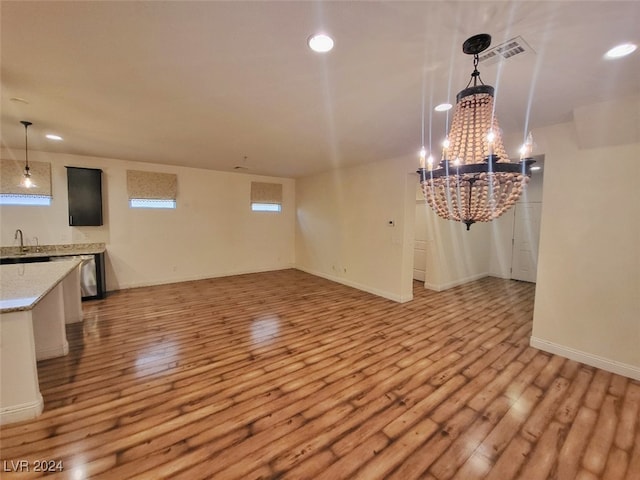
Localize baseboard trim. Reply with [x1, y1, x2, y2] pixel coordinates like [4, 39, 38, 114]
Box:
[36, 340, 69, 361]
[295, 267, 412, 303]
[0, 394, 44, 425]
[110, 265, 294, 291]
[530, 336, 640, 380]
[108, 265, 413, 303]
[424, 272, 488, 292]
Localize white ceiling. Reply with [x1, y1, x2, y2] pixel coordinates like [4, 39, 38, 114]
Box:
[1, 1, 638, 178]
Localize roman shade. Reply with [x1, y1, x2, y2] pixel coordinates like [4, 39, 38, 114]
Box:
[0, 158, 52, 197]
[251, 182, 282, 205]
[127, 170, 177, 200]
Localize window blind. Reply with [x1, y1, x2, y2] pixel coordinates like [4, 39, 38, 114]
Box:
[0, 158, 52, 197]
[126, 170, 177, 200]
[250, 182, 282, 205]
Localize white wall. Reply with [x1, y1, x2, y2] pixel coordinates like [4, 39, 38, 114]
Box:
[414, 172, 497, 292]
[295, 156, 416, 303]
[414, 170, 493, 291]
[0, 149, 296, 291]
[420, 206, 492, 291]
[529, 122, 640, 379]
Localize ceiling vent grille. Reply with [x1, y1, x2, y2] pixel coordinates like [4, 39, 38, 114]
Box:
[478, 36, 534, 65]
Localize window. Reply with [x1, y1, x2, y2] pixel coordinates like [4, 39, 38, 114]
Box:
[129, 199, 177, 209]
[127, 170, 177, 209]
[251, 203, 282, 212]
[251, 182, 282, 213]
[0, 159, 52, 205]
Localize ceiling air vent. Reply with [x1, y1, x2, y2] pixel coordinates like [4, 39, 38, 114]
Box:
[478, 36, 534, 65]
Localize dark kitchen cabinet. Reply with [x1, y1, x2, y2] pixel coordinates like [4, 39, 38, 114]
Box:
[66, 167, 103, 226]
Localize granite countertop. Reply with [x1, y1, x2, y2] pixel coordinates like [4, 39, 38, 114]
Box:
[0, 242, 105, 259]
[0, 259, 82, 313]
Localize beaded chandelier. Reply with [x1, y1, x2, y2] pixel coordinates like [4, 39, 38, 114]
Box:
[418, 34, 534, 230]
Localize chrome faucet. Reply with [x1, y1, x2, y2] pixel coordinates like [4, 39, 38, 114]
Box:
[15, 229, 27, 253]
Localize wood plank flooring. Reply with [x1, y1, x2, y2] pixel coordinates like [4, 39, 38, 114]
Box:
[1, 269, 638, 479]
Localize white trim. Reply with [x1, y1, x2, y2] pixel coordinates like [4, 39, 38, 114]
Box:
[530, 336, 640, 381]
[424, 272, 488, 292]
[295, 266, 413, 303]
[36, 340, 69, 361]
[0, 394, 43, 425]
[488, 271, 511, 280]
[107, 264, 414, 304]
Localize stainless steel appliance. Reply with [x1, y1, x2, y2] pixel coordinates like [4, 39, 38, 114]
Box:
[50, 255, 98, 298]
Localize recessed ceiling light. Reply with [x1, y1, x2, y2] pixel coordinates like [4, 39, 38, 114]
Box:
[605, 43, 637, 59]
[308, 33, 334, 53]
[434, 103, 453, 112]
[46, 134, 63, 141]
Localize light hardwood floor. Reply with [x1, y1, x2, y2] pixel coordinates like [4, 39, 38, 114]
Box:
[1, 269, 638, 479]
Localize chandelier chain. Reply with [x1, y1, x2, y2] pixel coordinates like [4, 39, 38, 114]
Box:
[466, 53, 485, 89]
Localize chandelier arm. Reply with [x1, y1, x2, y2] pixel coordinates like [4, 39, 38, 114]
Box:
[419, 161, 531, 180]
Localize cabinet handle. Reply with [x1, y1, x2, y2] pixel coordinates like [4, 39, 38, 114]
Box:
[69, 215, 73, 225]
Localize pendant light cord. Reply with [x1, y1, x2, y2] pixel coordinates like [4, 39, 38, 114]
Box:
[25, 124, 29, 170]
[21, 121, 32, 174]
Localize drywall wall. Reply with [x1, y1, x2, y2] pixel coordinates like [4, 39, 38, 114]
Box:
[529, 122, 640, 378]
[420, 205, 492, 291]
[415, 173, 498, 291]
[295, 155, 416, 303]
[0, 149, 295, 291]
[414, 171, 492, 291]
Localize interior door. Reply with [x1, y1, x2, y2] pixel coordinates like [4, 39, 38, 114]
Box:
[414, 203, 428, 281]
[511, 202, 542, 282]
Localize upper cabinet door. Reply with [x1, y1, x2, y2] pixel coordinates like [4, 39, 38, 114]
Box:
[66, 167, 103, 226]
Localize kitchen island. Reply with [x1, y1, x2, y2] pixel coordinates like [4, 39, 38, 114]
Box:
[0, 259, 82, 425]
[1, 242, 107, 300]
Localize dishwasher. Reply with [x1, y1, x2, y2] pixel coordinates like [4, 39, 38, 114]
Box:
[50, 255, 98, 298]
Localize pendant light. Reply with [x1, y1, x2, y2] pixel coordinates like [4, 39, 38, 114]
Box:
[417, 34, 535, 230]
[20, 120, 34, 188]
